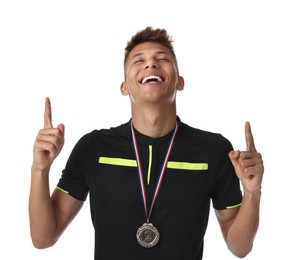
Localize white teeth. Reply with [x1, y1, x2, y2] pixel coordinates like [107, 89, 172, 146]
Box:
[142, 75, 163, 84]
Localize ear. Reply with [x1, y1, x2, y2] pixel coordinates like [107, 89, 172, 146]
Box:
[177, 76, 185, 91]
[120, 82, 129, 96]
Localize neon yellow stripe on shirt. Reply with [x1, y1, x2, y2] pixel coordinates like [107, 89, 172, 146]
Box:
[99, 157, 137, 167]
[99, 157, 208, 171]
[167, 161, 208, 170]
[147, 145, 152, 185]
[226, 203, 241, 209]
[56, 186, 69, 194]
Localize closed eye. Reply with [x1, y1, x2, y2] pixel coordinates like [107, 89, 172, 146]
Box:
[157, 58, 168, 62]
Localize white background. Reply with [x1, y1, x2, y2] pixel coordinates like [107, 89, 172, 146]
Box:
[1, 0, 302, 259]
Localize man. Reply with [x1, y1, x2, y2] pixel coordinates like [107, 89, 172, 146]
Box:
[29, 26, 264, 259]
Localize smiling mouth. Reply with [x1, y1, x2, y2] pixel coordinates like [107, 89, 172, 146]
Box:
[140, 75, 164, 84]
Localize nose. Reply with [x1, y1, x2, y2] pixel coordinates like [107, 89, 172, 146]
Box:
[145, 58, 158, 69]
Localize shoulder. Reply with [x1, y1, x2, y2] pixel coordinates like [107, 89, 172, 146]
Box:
[67, 120, 131, 159]
[75, 120, 131, 146]
[178, 118, 233, 150]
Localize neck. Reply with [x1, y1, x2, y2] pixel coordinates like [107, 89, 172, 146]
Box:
[131, 105, 177, 138]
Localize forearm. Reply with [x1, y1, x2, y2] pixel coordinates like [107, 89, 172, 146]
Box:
[29, 166, 58, 249]
[226, 191, 261, 258]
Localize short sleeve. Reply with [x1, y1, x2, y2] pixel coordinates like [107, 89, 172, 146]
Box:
[210, 136, 242, 210]
[57, 132, 95, 201]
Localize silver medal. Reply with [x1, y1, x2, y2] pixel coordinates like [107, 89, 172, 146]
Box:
[136, 223, 160, 248]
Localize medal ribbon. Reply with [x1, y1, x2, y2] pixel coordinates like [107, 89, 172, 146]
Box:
[131, 120, 179, 222]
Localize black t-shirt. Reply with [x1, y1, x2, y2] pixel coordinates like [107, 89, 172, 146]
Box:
[57, 116, 242, 260]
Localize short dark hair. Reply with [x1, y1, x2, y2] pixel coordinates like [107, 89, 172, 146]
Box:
[124, 26, 177, 66]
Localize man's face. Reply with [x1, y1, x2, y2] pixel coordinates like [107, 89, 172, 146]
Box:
[121, 42, 183, 105]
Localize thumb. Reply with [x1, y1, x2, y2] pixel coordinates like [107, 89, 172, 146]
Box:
[57, 123, 65, 135]
[228, 150, 240, 168]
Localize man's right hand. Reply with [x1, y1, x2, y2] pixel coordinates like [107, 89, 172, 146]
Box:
[32, 97, 65, 172]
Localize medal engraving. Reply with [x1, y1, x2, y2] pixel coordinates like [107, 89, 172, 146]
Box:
[136, 223, 160, 248]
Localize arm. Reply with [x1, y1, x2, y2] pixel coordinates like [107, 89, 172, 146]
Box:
[29, 97, 83, 249]
[216, 122, 264, 258]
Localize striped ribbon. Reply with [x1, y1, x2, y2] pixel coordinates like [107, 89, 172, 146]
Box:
[131, 120, 179, 222]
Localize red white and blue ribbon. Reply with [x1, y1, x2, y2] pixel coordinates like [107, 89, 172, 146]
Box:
[131, 121, 179, 222]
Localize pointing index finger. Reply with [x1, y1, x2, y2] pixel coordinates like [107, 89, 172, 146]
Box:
[44, 97, 53, 128]
[245, 121, 257, 152]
